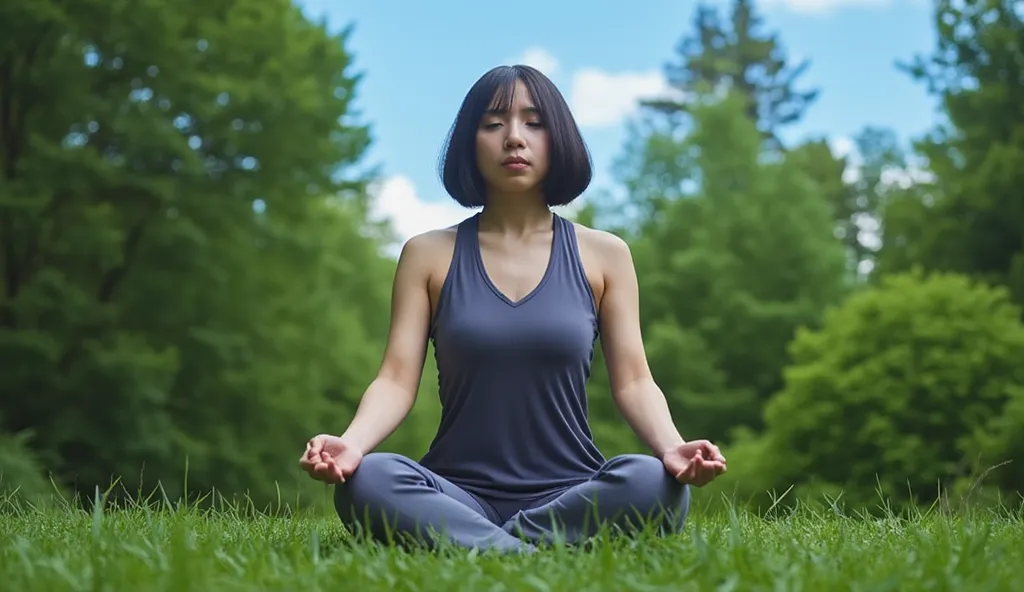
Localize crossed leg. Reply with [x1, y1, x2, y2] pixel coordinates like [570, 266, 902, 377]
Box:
[333, 452, 691, 553]
[500, 454, 692, 546]
[333, 452, 528, 553]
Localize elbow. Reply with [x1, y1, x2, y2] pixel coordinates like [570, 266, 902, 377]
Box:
[373, 370, 420, 407]
[611, 373, 656, 406]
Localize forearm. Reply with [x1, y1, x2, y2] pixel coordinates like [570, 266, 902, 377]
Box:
[340, 377, 417, 455]
[613, 377, 686, 459]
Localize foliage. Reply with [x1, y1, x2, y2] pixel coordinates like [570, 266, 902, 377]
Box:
[0, 0, 393, 508]
[595, 90, 848, 441]
[0, 430, 61, 506]
[642, 0, 819, 147]
[762, 271, 1024, 509]
[2, 0, 1024, 515]
[877, 0, 1024, 304]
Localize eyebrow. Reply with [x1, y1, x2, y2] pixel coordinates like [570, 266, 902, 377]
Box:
[485, 105, 540, 115]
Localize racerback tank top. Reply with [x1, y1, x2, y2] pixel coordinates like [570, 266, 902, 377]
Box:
[419, 211, 607, 501]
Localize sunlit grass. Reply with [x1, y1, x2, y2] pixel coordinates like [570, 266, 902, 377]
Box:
[1, 483, 1023, 591]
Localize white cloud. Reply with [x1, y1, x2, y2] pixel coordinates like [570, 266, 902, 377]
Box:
[880, 163, 936, 189]
[829, 135, 862, 184]
[368, 175, 471, 254]
[505, 48, 678, 129]
[759, 0, 891, 14]
[829, 135, 936, 188]
[511, 46, 559, 75]
[569, 68, 675, 128]
[829, 136, 856, 159]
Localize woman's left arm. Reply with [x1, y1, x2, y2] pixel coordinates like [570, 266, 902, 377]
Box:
[594, 233, 687, 460]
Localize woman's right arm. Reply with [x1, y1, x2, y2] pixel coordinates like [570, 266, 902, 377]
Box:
[336, 233, 435, 455]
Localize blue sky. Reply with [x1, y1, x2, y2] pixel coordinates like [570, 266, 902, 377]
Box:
[295, 0, 940, 244]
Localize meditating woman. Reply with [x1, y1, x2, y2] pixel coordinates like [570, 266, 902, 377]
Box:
[299, 64, 727, 553]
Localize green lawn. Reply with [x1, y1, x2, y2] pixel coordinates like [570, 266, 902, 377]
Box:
[2, 491, 1022, 591]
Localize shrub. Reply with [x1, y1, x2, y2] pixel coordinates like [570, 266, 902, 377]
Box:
[761, 270, 1024, 511]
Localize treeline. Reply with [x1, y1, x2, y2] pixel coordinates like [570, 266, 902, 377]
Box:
[577, 0, 1024, 512]
[1, 0, 1022, 515]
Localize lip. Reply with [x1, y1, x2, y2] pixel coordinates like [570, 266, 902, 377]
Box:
[502, 155, 529, 166]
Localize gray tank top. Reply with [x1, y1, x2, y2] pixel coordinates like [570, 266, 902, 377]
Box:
[419, 212, 606, 501]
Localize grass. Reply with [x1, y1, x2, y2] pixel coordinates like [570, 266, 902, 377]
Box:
[2, 486, 1023, 591]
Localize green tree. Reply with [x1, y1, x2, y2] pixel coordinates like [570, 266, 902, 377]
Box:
[643, 0, 818, 147]
[0, 0, 395, 508]
[762, 271, 1024, 509]
[608, 92, 848, 441]
[790, 127, 911, 279]
[877, 0, 1024, 303]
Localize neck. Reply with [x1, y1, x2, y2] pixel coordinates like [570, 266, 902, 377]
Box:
[478, 190, 552, 235]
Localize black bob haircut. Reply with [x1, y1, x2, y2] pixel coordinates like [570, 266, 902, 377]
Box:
[437, 65, 593, 208]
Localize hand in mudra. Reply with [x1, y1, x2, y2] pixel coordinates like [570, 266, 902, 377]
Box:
[662, 440, 727, 487]
[299, 434, 362, 484]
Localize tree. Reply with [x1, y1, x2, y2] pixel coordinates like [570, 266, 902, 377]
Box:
[642, 0, 819, 147]
[0, 0, 395, 507]
[619, 92, 848, 440]
[790, 127, 912, 279]
[876, 0, 1024, 304]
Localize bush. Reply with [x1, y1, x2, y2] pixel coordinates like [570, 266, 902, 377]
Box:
[760, 270, 1024, 511]
[0, 430, 62, 509]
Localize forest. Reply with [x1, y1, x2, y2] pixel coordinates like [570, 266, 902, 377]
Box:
[2, 0, 1023, 517]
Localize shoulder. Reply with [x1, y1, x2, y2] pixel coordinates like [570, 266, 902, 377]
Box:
[394, 220, 467, 291]
[400, 226, 458, 259]
[570, 221, 634, 271]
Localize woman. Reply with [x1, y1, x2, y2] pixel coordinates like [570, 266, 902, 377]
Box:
[299, 65, 727, 554]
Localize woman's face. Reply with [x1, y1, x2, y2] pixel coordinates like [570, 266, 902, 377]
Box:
[475, 78, 550, 197]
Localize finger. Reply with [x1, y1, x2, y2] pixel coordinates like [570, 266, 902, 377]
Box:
[705, 461, 725, 480]
[695, 458, 718, 483]
[685, 459, 699, 481]
[696, 441, 720, 461]
[691, 459, 708, 481]
[700, 461, 724, 478]
[693, 465, 714, 487]
[325, 457, 346, 483]
[673, 460, 693, 482]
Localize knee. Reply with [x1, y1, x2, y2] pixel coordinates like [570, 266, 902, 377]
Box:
[333, 452, 409, 513]
[603, 453, 669, 485]
[603, 454, 690, 512]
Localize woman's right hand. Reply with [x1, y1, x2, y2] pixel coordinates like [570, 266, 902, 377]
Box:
[299, 434, 363, 484]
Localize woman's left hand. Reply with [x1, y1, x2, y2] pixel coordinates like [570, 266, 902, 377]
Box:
[661, 440, 727, 487]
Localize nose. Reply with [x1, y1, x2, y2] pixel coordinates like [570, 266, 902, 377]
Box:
[503, 120, 526, 148]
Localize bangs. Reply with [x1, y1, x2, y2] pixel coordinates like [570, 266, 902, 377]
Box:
[475, 66, 547, 117]
[482, 69, 519, 113]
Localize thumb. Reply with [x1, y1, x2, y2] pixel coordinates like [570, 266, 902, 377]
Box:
[671, 456, 692, 481]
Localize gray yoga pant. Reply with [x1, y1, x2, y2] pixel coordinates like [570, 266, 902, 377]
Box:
[333, 452, 691, 553]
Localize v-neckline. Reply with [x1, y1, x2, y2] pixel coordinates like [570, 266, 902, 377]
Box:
[472, 213, 558, 308]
